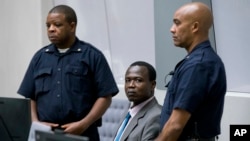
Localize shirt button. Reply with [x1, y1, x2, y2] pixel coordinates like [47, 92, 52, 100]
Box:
[58, 68, 61, 71]
[57, 81, 60, 84]
[57, 95, 60, 97]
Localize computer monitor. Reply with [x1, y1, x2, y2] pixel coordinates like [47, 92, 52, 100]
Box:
[35, 130, 89, 141]
[0, 97, 31, 141]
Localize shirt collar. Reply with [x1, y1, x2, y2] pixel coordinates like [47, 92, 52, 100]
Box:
[185, 40, 211, 59]
[44, 37, 83, 53]
[129, 96, 154, 118]
[188, 40, 210, 55]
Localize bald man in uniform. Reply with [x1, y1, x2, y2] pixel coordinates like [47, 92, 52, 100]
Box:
[155, 2, 226, 141]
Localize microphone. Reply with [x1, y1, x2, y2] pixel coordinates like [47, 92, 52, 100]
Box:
[164, 70, 174, 86]
[168, 70, 174, 75]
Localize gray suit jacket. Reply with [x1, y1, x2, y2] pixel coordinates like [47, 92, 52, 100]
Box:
[115, 97, 162, 141]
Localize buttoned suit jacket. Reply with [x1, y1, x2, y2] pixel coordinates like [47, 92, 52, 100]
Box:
[115, 97, 162, 141]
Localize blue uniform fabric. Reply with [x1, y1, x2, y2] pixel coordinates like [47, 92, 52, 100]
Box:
[18, 38, 119, 140]
[160, 40, 226, 140]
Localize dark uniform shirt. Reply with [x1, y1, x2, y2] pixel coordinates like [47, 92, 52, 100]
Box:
[160, 40, 227, 140]
[18, 38, 119, 140]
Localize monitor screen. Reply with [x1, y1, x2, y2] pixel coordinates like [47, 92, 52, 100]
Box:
[35, 130, 89, 141]
[0, 97, 31, 141]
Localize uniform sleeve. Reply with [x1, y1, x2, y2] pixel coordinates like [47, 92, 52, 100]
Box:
[93, 52, 119, 97]
[17, 57, 36, 100]
[174, 63, 209, 113]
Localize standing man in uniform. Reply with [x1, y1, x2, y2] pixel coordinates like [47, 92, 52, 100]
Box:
[18, 5, 119, 141]
[156, 2, 226, 141]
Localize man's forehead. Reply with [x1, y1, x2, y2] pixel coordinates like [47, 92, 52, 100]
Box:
[126, 66, 149, 77]
[47, 13, 66, 21]
[48, 12, 65, 17]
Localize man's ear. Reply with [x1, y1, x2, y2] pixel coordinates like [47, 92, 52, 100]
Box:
[192, 21, 199, 33]
[151, 80, 156, 89]
[70, 22, 76, 32]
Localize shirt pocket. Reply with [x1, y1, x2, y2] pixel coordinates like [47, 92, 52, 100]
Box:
[65, 65, 90, 93]
[34, 67, 52, 95]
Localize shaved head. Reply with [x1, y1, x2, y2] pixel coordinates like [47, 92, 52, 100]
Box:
[177, 2, 213, 33]
[170, 2, 213, 52]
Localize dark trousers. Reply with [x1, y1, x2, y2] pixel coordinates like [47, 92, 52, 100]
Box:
[186, 137, 216, 141]
[82, 125, 100, 141]
[199, 137, 216, 141]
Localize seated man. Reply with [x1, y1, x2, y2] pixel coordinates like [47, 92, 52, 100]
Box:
[114, 61, 162, 141]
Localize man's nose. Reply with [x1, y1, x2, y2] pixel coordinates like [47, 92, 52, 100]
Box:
[128, 80, 135, 87]
[48, 25, 56, 32]
[170, 24, 175, 33]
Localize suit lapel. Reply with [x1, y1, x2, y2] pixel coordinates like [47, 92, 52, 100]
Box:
[121, 98, 157, 140]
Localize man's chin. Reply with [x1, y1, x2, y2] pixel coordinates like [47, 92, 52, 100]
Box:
[173, 41, 180, 46]
[49, 40, 59, 44]
[173, 43, 184, 48]
[128, 97, 136, 102]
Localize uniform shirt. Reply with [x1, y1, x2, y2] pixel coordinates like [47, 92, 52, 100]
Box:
[160, 40, 227, 139]
[18, 38, 119, 125]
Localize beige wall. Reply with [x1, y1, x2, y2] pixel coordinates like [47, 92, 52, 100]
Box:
[0, 0, 52, 98]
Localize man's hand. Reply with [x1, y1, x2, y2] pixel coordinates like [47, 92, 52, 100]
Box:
[61, 121, 88, 135]
[39, 121, 59, 128]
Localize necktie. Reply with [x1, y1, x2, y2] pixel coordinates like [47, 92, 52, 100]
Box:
[114, 112, 131, 141]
